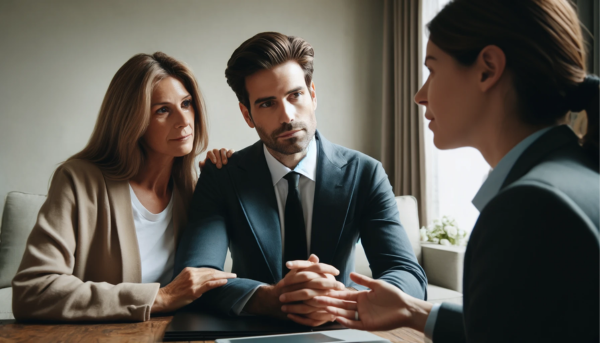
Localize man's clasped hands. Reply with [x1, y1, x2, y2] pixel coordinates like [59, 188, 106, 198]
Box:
[242, 253, 428, 331]
[243, 254, 352, 326]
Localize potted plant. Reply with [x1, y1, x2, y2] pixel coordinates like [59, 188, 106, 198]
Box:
[420, 216, 468, 246]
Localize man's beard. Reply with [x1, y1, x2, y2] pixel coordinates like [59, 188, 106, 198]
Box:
[255, 121, 314, 155]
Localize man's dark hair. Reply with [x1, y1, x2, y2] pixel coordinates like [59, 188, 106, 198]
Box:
[225, 32, 315, 113]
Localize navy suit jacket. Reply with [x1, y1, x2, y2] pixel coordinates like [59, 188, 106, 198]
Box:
[432, 126, 599, 342]
[175, 131, 427, 315]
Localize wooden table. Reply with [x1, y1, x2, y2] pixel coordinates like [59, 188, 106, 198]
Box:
[0, 316, 425, 342]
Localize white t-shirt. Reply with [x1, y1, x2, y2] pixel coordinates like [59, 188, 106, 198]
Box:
[129, 184, 175, 287]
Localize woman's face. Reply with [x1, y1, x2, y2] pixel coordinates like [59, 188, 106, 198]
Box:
[143, 76, 195, 158]
[414, 40, 486, 149]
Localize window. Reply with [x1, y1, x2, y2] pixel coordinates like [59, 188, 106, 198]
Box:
[421, 0, 491, 232]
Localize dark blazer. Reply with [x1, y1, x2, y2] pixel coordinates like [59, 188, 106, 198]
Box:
[433, 125, 599, 342]
[175, 131, 427, 315]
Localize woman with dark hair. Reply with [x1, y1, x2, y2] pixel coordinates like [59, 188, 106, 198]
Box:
[306, 0, 599, 341]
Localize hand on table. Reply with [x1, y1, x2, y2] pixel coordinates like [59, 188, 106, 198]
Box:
[311, 272, 432, 332]
[279, 254, 348, 327]
[199, 148, 235, 170]
[244, 254, 344, 325]
[151, 267, 236, 314]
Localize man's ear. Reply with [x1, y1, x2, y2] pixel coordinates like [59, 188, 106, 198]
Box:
[239, 102, 255, 128]
[310, 81, 317, 111]
[476, 45, 506, 92]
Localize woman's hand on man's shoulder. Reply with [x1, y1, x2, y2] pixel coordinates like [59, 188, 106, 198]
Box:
[199, 148, 235, 170]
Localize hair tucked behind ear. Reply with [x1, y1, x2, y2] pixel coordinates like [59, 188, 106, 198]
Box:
[567, 76, 599, 157]
[428, 0, 599, 158]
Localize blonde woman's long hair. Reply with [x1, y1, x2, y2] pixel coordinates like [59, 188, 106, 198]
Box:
[68, 52, 208, 196]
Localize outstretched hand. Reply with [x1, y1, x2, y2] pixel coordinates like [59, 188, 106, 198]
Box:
[311, 272, 432, 332]
[199, 148, 234, 170]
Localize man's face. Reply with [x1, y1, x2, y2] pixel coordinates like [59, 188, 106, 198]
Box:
[240, 60, 317, 155]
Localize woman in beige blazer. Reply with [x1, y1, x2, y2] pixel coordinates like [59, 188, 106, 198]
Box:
[12, 52, 236, 322]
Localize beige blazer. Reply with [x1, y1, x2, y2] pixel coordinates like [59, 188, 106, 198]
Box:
[12, 159, 189, 322]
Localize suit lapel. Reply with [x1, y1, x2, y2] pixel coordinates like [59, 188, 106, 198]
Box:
[310, 132, 357, 264]
[502, 125, 579, 189]
[232, 141, 283, 283]
[104, 178, 142, 283]
[172, 183, 188, 251]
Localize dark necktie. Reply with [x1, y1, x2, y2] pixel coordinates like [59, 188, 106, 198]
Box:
[283, 172, 307, 276]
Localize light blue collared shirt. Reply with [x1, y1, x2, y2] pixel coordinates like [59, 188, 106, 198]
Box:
[471, 127, 553, 212]
[423, 126, 553, 341]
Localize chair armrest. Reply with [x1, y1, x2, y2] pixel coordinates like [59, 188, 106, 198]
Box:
[421, 243, 465, 292]
[0, 287, 14, 320]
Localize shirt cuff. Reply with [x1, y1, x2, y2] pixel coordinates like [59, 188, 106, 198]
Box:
[231, 284, 264, 316]
[424, 303, 442, 342]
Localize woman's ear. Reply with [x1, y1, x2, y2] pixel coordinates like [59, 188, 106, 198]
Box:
[476, 45, 506, 92]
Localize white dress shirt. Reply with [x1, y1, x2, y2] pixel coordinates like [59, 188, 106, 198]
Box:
[263, 136, 318, 255]
[129, 184, 175, 287]
[232, 136, 318, 315]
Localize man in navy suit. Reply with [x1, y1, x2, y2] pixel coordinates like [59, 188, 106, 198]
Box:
[174, 32, 427, 326]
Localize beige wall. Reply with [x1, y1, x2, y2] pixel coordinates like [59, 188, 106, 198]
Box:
[0, 0, 383, 219]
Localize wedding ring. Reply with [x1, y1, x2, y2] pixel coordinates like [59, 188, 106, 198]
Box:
[355, 311, 359, 321]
